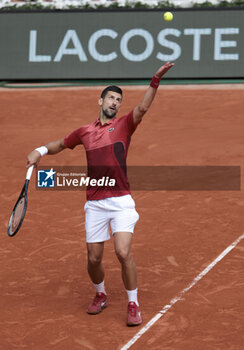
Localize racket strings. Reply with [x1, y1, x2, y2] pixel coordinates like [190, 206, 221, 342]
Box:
[9, 197, 25, 235]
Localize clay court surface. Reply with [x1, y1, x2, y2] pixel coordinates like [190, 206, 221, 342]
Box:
[1, 85, 244, 349]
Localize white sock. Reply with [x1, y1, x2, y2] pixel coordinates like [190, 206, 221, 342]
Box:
[126, 288, 139, 306]
[93, 281, 106, 295]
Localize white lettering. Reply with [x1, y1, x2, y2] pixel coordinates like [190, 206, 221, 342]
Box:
[73, 179, 78, 186]
[57, 176, 115, 187]
[214, 28, 239, 60]
[88, 29, 118, 62]
[57, 177, 63, 186]
[66, 179, 72, 186]
[54, 30, 88, 62]
[120, 29, 154, 62]
[184, 28, 212, 61]
[90, 179, 97, 186]
[79, 177, 90, 186]
[109, 179, 116, 186]
[29, 27, 240, 66]
[29, 30, 51, 62]
[157, 28, 181, 61]
[97, 177, 105, 186]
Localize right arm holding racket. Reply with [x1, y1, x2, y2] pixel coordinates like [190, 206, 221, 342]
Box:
[26, 138, 66, 168]
[7, 139, 67, 237]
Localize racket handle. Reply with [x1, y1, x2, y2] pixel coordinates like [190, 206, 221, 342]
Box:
[26, 165, 34, 180]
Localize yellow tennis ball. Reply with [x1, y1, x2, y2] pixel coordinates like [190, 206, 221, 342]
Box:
[164, 11, 173, 22]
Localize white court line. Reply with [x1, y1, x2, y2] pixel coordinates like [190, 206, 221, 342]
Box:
[121, 233, 244, 350]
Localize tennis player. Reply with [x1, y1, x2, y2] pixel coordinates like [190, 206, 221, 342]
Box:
[27, 62, 174, 326]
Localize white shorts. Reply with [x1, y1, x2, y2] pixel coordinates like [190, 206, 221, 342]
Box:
[84, 194, 139, 243]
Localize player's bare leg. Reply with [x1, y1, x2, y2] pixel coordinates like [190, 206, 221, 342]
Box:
[87, 242, 105, 284]
[87, 242, 108, 314]
[114, 231, 142, 326]
[113, 232, 137, 290]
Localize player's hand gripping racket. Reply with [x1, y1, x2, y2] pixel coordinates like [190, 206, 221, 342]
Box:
[7, 165, 34, 237]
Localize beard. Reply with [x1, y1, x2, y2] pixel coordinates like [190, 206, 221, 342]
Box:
[103, 107, 117, 119]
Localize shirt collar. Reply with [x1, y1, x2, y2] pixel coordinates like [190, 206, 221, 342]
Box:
[95, 117, 115, 126]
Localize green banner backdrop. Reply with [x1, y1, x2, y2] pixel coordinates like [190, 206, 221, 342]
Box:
[0, 9, 243, 79]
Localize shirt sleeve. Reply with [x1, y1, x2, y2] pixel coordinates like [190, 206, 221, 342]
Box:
[64, 127, 83, 149]
[125, 110, 141, 136]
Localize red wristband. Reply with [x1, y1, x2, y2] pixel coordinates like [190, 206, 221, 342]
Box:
[150, 75, 161, 89]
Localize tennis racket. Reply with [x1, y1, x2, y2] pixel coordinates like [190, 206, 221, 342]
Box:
[7, 165, 34, 237]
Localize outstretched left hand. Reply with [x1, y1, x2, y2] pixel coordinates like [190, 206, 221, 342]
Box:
[155, 62, 174, 79]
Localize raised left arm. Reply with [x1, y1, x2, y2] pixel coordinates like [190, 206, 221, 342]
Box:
[133, 62, 174, 125]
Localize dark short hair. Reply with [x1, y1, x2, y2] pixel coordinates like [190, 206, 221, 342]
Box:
[100, 85, 123, 99]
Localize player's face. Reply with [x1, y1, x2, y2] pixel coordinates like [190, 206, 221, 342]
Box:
[100, 91, 122, 119]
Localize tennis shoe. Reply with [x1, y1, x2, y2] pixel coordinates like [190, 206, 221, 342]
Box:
[127, 302, 142, 326]
[87, 292, 107, 315]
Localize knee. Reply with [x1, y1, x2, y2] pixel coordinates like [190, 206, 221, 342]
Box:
[88, 251, 102, 266]
[115, 247, 131, 264]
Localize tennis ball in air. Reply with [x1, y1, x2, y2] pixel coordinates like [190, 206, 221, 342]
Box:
[164, 12, 173, 22]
